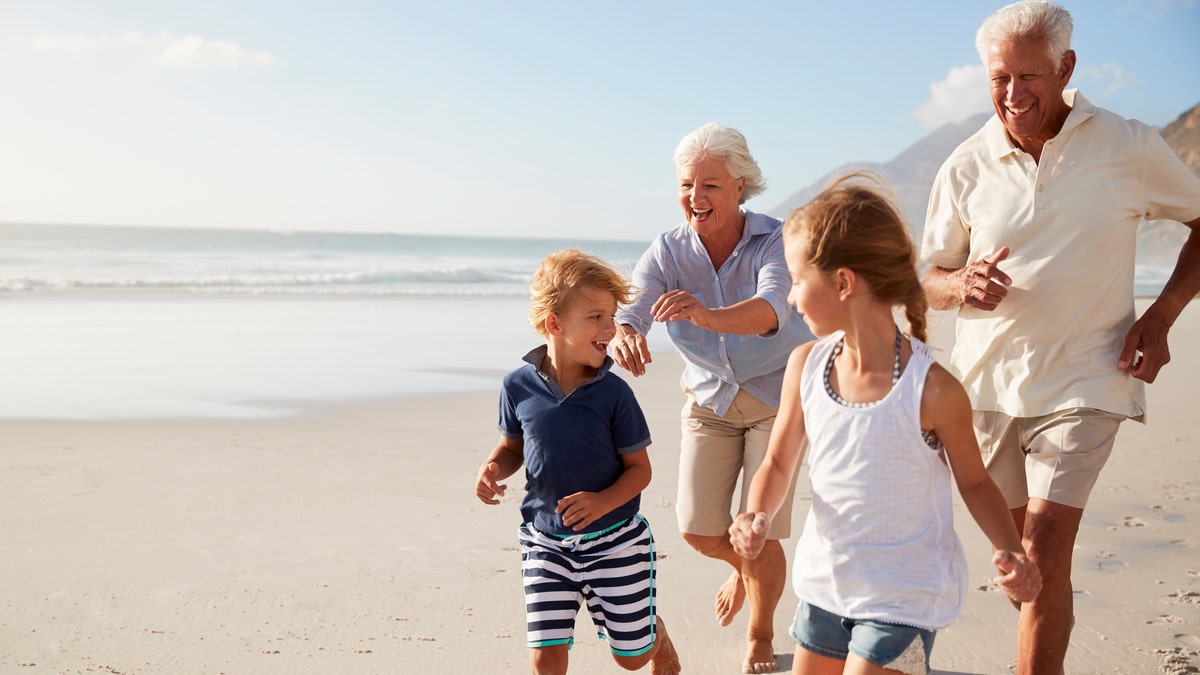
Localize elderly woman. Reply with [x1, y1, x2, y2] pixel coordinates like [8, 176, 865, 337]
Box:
[611, 121, 813, 674]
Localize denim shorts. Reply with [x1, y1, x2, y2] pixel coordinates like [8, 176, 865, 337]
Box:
[790, 602, 935, 675]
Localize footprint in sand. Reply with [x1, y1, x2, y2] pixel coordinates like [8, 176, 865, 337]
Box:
[1096, 550, 1128, 573]
[1164, 589, 1200, 605]
[1177, 634, 1200, 649]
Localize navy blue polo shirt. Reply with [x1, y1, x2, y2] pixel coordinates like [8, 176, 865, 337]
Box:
[498, 345, 652, 536]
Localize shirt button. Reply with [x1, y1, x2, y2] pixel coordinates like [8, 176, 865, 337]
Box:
[719, 336, 725, 342]
[1038, 184, 1045, 192]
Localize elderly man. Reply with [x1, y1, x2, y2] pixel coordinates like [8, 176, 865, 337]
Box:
[920, 1, 1200, 672]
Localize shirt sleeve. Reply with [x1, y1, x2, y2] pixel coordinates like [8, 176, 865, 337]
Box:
[921, 162, 972, 269]
[611, 382, 652, 454]
[497, 378, 523, 439]
[615, 238, 668, 335]
[1143, 129, 1200, 224]
[752, 228, 794, 338]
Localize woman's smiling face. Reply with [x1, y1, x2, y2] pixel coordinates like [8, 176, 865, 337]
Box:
[676, 155, 745, 237]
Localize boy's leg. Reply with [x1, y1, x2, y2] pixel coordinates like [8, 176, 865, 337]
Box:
[612, 617, 680, 674]
[530, 644, 569, 675]
[518, 525, 582, 667]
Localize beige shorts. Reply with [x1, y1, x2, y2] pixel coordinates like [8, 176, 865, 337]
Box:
[973, 407, 1125, 510]
[676, 388, 798, 539]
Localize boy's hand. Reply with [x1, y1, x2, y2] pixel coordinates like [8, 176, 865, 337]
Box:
[728, 512, 771, 559]
[556, 492, 609, 531]
[475, 461, 507, 505]
[993, 549, 1042, 604]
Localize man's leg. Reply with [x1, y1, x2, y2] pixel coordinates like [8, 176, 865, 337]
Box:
[680, 532, 784, 674]
[1015, 498, 1082, 675]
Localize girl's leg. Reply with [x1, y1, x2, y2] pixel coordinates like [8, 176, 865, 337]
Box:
[793, 646, 847, 675]
[530, 643, 569, 675]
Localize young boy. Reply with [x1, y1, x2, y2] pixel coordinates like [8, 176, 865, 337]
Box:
[475, 249, 680, 675]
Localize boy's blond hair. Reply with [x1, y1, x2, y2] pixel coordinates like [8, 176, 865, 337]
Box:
[528, 249, 638, 338]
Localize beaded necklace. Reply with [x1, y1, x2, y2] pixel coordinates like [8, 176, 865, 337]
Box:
[823, 327, 902, 409]
[823, 327, 942, 449]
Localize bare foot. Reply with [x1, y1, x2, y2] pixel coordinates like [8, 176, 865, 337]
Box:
[742, 636, 777, 674]
[716, 571, 745, 626]
[651, 618, 681, 675]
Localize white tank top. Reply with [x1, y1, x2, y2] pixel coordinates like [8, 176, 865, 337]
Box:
[793, 331, 968, 630]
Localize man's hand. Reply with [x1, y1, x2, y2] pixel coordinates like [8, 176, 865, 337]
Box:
[958, 247, 1012, 311]
[1118, 310, 1172, 383]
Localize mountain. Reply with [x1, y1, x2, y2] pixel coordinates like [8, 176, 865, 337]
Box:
[769, 112, 990, 230]
[1161, 102, 1200, 174]
[768, 101, 1200, 249]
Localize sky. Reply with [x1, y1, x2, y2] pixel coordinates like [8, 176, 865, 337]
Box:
[1, 1, 1197, 242]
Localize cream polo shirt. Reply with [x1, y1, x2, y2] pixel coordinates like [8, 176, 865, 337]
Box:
[922, 90, 1200, 419]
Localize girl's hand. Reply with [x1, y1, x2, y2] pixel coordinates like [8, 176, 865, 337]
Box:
[475, 461, 506, 505]
[993, 549, 1042, 604]
[556, 492, 609, 531]
[728, 512, 771, 559]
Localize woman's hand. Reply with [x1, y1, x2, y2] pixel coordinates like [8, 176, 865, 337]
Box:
[609, 325, 652, 377]
[652, 290, 710, 326]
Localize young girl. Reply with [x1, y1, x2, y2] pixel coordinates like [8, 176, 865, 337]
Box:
[728, 174, 1041, 675]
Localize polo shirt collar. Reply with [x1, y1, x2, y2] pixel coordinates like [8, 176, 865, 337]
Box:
[983, 88, 1096, 160]
[522, 344, 614, 384]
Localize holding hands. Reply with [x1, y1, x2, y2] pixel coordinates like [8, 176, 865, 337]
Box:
[992, 549, 1042, 604]
[728, 512, 772, 560]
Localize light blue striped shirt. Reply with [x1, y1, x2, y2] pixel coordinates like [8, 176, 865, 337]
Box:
[616, 210, 814, 417]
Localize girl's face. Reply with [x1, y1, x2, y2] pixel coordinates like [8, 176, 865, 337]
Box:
[785, 234, 841, 337]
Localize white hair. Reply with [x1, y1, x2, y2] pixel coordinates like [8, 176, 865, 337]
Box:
[975, 0, 1073, 66]
[673, 122, 765, 204]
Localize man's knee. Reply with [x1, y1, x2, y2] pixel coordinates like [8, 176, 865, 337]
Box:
[680, 531, 727, 556]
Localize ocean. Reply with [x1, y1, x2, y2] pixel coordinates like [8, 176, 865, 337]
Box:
[0, 222, 1177, 419]
[0, 223, 652, 419]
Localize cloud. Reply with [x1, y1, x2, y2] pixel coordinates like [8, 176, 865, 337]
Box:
[31, 30, 279, 71]
[1079, 63, 1135, 95]
[914, 64, 992, 128]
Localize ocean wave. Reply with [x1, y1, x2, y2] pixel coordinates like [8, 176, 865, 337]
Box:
[0, 267, 534, 296]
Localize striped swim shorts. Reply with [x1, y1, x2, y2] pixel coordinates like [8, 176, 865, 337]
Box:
[518, 515, 658, 656]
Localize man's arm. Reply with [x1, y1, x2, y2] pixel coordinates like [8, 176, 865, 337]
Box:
[1119, 217, 1200, 383]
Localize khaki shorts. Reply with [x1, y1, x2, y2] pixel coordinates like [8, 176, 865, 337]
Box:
[973, 407, 1125, 510]
[676, 388, 799, 538]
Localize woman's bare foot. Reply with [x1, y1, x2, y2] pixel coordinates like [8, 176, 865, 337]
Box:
[742, 636, 777, 674]
[715, 571, 745, 626]
[651, 618, 681, 675]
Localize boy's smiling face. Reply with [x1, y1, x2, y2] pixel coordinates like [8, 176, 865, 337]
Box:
[550, 284, 619, 372]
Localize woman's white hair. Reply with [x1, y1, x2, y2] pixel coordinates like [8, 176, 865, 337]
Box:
[975, 0, 1073, 66]
[673, 122, 765, 204]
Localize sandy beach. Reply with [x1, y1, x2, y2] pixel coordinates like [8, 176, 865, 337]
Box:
[2, 299, 1198, 674]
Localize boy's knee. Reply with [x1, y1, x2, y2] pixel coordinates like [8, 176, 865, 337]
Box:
[613, 652, 651, 671]
[530, 644, 569, 675]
